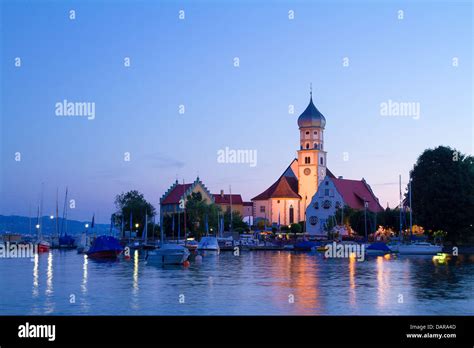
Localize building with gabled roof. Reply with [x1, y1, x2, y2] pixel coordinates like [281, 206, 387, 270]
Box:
[160, 177, 214, 217]
[306, 175, 384, 236]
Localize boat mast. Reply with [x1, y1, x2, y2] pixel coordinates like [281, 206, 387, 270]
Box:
[409, 178, 413, 241]
[143, 211, 148, 243]
[364, 201, 368, 241]
[55, 188, 59, 241]
[61, 187, 68, 237]
[183, 179, 186, 244]
[39, 183, 44, 240]
[229, 185, 233, 233]
[399, 175, 402, 239]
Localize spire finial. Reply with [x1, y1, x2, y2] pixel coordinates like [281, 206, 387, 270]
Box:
[310, 83, 313, 100]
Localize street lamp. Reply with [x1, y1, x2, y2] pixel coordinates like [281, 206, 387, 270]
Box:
[85, 224, 89, 229]
[50, 215, 54, 220]
[35, 224, 40, 229]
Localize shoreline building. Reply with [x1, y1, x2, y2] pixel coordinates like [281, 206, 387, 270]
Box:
[306, 175, 384, 237]
[160, 178, 248, 231]
[252, 91, 333, 226]
[160, 177, 214, 218]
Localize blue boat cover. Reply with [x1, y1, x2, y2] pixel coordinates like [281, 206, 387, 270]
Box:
[88, 236, 123, 254]
[294, 241, 319, 249]
[367, 242, 391, 251]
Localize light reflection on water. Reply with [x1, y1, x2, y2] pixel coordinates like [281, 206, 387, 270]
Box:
[0, 250, 472, 315]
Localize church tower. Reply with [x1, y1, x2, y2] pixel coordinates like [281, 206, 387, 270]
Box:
[296, 88, 327, 222]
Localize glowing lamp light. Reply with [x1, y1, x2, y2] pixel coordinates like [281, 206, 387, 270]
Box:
[85, 224, 89, 228]
[50, 215, 54, 219]
[35, 224, 40, 229]
[135, 223, 139, 228]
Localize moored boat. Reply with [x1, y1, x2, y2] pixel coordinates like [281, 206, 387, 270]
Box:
[366, 242, 392, 256]
[37, 240, 50, 253]
[294, 240, 319, 251]
[197, 236, 220, 252]
[86, 236, 123, 259]
[146, 244, 190, 265]
[396, 242, 442, 255]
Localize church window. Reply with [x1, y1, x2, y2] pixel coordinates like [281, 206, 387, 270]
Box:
[314, 131, 317, 135]
[313, 143, 318, 149]
[325, 189, 329, 196]
[306, 143, 309, 149]
[277, 200, 280, 203]
[320, 157, 324, 165]
[260, 206, 265, 213]
[305, 131, 309, 135]
[289, 205, 294, 224]
[309, 216, 318, 226]
[325, 181, 329, 185]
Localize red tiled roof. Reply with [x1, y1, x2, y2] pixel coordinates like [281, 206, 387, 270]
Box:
[252, 175, 300, 200]
[332, 178, 384, 213]
[161, 183, 192, 205]
[213, 194, 244, 205]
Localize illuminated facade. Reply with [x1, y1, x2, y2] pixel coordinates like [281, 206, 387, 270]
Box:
[252, 91, 332, 226]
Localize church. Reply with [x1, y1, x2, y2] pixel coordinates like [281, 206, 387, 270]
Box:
[251, 90, 383, 236]
[252, 90, 330, 226]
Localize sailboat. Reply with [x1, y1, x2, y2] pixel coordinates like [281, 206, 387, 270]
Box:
[391, 177, 442, 255]
[146, 213, 190, 265]
[36, 185, 50, 253]
[58, 187, 76, 249]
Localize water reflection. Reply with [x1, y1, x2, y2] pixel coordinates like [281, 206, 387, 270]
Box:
[81, 254, 88, 294]
[2, 249, 473, 315]
[376, 256, 389, 308]
[32, 253, 39, 298]
[46, 251, 53, 295]
[349, 255, 356, 306]
[133, 250, 139, 292]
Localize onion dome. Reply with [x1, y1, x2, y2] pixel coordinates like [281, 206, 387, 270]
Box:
[297, 91, 326, 129]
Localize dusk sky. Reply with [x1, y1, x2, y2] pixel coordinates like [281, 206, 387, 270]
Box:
[1, 0, 472, 223]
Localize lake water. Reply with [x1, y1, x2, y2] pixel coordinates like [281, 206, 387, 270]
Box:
[0, 249, 472, 315]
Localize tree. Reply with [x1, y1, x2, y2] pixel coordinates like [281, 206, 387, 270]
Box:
[409, 146, 474, 243]
[112, 190, 156, 238]
[290, 223, 301, 240]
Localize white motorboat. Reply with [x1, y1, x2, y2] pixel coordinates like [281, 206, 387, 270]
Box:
[146, 244, 190, 265]
[76, 232, 91, 254]
[394, 242, 442, 255]
[197, 236, 220, 252]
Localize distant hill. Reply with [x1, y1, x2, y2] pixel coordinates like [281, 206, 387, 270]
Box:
[0, 215, 111, 236]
